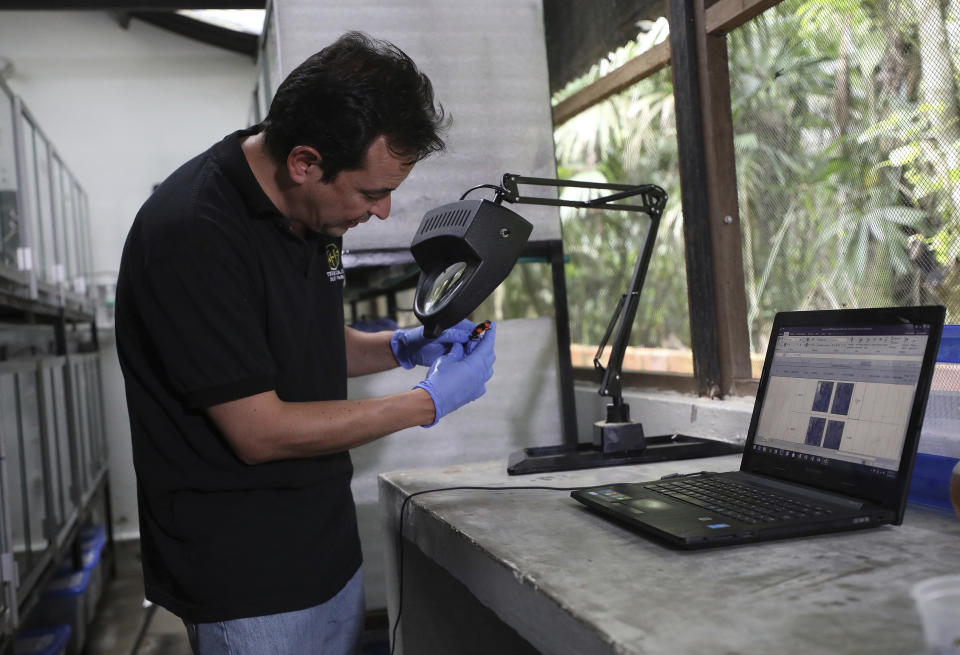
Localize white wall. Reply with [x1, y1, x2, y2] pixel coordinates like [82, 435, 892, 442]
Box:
[0, 10, 257, 539]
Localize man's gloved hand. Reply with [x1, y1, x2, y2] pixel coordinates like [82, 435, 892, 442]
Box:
[390, 319, 476, 369]
[414, 322, 496, 427]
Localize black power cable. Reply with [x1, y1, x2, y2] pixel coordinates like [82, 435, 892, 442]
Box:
[388, 484, 585, 655]
[458, 183, 506, 201]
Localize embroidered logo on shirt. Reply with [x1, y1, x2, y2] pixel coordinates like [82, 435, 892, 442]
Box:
[326, 243, 341, 269]
[326, 243, 344, 283]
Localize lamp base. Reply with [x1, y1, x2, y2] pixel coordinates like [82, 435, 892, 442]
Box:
[593, 419, 647, 453]
[506, 434, 742, 475]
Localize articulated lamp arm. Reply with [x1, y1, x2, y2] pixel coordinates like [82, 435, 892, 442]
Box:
[497, 174, 667, 415]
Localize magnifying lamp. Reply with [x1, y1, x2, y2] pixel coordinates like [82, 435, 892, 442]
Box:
[410, 193, 533, 338]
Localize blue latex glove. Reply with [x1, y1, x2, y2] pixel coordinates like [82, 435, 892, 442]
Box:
[390, 319, 475, 369]
[414, 322, 496, 427]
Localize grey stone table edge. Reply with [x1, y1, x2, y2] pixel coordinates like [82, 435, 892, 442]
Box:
[378, 456, 960, 655]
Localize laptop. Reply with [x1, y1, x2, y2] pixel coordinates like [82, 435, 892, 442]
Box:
[571, 305, 945, 548]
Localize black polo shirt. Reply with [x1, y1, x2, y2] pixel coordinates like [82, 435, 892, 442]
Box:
[115, 127, 361, 622]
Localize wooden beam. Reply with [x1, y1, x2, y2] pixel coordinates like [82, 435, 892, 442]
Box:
[0, 1, 264, 8]
[552, 41, 671, 127]
[551, 0, 784, 127]
[669, 0, 724, 397]
[131, 11, 258, 56]
[697, 0, 754, 393]
[705, 0, 782, 35]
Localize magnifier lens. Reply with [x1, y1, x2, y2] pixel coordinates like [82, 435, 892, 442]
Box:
[423, 261, 468, 314]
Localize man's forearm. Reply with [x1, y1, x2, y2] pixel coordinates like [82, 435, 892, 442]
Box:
[207, 388, 435, 464]
[344, 326, 400, 377]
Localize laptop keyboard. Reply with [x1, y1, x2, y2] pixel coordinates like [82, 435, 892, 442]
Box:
[646, 477, 836, 525]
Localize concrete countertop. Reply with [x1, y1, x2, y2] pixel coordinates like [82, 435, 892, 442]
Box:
[379, 456, 960, 655]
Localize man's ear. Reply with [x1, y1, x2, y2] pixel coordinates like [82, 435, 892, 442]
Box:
[287, 145, 322, 184]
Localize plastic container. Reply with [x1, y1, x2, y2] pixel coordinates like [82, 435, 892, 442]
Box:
[909, 454, 960, 511]
[909, 326, 960, 512]
[54, 524, 106, 621]
[31, 570, 90, 655]
[81, 524, 106, 617]
[952, 464, 960, 518]
[53, 547, 103, 625]
[78, 524, 105, 554]
[13, 625, 71, 655]
[911, 574, 960, 654]
[938, 325, 960, 363]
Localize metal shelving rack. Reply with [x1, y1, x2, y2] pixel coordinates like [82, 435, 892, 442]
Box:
[0, 77, 109, 655]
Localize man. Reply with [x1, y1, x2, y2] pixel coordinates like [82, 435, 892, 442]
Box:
[115, 32, 495, 655]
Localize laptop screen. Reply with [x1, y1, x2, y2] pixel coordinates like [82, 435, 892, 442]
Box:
[752, 323, 930, 481]
[740, 306, 943, 509]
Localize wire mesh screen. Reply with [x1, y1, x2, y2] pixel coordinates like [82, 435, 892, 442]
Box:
[554, 20, 688, 362]
[554, 89, 690, 373]
[481, 19, 694, 373]
[729, 0, 960, 358]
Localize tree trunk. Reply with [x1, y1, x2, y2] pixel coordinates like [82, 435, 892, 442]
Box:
[832, 15, 852, 138]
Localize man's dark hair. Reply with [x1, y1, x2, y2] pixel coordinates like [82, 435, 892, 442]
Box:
[261, 31, 448, 182]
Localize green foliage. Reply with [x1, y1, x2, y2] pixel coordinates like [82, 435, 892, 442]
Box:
[478, 19, 688, 349]
[554, 60, 688, 348]
[486, 2, 960, 359]
[731, 0, 960, 350]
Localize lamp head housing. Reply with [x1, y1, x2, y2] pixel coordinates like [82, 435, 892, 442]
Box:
[411, 198, 532, 337]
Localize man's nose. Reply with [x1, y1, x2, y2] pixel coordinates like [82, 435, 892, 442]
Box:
[370, 194, 391, 220]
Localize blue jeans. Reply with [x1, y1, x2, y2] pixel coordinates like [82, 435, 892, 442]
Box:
[183, 567, 365, 655]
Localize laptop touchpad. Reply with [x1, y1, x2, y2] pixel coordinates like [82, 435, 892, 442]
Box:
[627, 499, 674, 511]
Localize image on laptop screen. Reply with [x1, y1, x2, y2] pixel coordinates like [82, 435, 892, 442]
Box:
[752, 323, 931, 482]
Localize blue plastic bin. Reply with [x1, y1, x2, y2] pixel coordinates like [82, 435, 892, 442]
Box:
[81, 524, 106, 618]
[78, 524, 105, 555]
[908, 325, 960, 511]
[32, 570, 91, 655]
[53, 547, 103, 626]
[13, 625, 71, 655]
[53, 524, 106, 623]
[937, 325, 960, 364]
